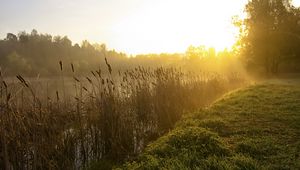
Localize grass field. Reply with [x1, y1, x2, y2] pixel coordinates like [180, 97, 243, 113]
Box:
[117, 80, 300, 169]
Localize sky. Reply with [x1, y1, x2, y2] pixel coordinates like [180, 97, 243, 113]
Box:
[1, 0, 300, 54]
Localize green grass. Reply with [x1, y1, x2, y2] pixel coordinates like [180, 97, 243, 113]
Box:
[117, 81, 300, 169]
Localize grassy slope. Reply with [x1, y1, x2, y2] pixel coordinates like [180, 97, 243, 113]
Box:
[119, 81, 300, 169]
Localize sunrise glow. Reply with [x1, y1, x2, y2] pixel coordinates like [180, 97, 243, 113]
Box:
[111, 0, 247, 54]
[3, 0, 300, 54]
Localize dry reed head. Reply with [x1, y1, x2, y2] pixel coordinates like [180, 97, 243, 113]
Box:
[71, 63, 75, 73]
[73, 77, 80, 82]
[105, 57, 112, 74]
[2, 80, 7, 89]
[16, 75, 29, 87]
[56, 91, 59, 101]
[6, 93, 11, 102]
[82, 86, 88, 92]
[96, 69, 101, 78]
[86, 77, 92, 84]
[91, 71, 96, 77]
[59, 61, 63, 71]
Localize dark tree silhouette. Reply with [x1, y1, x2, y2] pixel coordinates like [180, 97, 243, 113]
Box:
[236, 0, 300, 75]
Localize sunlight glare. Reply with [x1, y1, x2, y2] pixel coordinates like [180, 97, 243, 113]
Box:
[293, 0, 300, 7]
[111, 0, 247, 54]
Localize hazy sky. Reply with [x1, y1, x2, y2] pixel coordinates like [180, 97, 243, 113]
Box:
[1, 0, 300, 54]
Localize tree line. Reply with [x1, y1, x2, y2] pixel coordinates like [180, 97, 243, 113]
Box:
[0, 29, 129, 76]
[0, 30, 242, 77]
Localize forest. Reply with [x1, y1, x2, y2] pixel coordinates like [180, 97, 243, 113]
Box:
[0, 29, 243, 77]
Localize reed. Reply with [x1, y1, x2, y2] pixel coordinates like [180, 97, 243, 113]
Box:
[0, 60, 246, 169]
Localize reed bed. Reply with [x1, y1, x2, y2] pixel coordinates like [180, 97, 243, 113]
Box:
[0, 60, 245, 169]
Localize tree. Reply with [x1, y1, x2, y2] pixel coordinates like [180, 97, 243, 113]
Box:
[31, 29, 38, 36]
[18, 31, 29, 43]
[6, 33, 17, 42]
[186, 45, 207, 60]
[237, 0, 300, 74]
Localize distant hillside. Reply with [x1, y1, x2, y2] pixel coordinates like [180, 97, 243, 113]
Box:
[113, 80, 300, 169]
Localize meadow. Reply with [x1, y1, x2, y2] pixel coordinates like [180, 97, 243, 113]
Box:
[118, 80, 300, 170]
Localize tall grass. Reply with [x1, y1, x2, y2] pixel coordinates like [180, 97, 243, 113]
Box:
[0, 60, 245, 169]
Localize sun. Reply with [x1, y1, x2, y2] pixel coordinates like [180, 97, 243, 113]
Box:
[110, 0, 247, 54]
